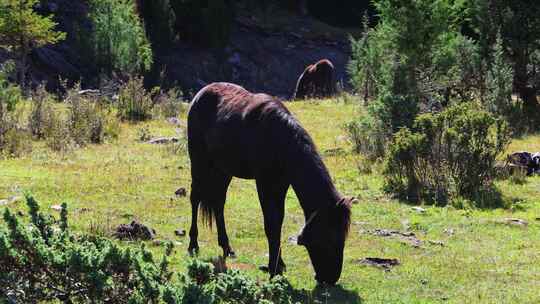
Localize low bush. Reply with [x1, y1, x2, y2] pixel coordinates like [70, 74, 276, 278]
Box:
[0, 195, 299, 303]
[0, 62, 31, 157]
[117, 76, 153, 122]
[152, 88, 186, 119]
[383, 103, 511, 207]
[28, 85, 55, 139]
[345, 113, 388, 160]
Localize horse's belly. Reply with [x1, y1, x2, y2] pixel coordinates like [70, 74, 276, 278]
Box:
[209, 151, 258, 179]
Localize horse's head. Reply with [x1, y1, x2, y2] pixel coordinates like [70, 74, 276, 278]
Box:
[297, 196, 354, 285]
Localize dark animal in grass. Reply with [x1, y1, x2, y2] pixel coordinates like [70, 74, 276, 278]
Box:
[507, 151, 540, 176]
[293, 59, 337, 99]
[187, 82, 354, 285]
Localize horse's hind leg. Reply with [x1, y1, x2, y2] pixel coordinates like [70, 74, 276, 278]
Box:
[205, 171, 234, 258]
[189, 168, 233, 256]
[256, 178, 289, 277]
[188, 183, 201, 255]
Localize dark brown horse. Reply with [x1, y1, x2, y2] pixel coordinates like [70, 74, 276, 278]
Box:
[187, 82, 353, 284]
[293, 59, 337, 99]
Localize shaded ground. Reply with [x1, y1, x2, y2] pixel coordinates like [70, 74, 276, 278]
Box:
[9, 1, 354, 98]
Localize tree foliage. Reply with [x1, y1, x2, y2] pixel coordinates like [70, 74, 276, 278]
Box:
[0, 0, 65, 87]
[470, 0, 540, 123]
[88, 0, 153, 76]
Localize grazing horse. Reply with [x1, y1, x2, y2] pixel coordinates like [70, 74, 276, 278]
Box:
[293, 59, 337, 99]
[187, 82, 353, 284]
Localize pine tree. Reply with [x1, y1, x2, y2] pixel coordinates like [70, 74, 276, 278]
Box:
[0, 0, 65, 89]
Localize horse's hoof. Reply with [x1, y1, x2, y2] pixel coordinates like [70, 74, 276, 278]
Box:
[188, 246, 199, 256]
[259, 265, 269, 273]
[224, 250, 236, 259]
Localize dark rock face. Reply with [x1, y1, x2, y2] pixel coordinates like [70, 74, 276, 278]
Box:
[6, 1, 351, 98]
[164, 17, 350, 99]
[292, 58, 337, 99]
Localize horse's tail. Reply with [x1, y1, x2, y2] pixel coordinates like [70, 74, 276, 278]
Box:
[199, 195, 215, 228]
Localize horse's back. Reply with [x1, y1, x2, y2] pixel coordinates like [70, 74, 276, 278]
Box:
[188, 82, 292, 179]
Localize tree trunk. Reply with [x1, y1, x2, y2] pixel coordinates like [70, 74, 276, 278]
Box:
[514, 54, 538, 113]
[298, 0, 308, 16]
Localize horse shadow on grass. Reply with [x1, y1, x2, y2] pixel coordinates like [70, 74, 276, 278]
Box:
[291, 284, 362, 304]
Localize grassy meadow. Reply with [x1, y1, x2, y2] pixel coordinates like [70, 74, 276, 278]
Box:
[1, 99, 539, 303]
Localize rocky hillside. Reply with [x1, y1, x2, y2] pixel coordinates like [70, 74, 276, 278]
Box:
[16, 1, 356, 99]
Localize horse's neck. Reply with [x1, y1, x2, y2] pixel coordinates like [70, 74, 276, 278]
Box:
[287, 143, 339, 216]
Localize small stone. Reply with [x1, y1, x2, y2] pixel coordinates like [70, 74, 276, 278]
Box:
[51, 205, 62, 211]
[412, 207, 426, 213]
[147, 137, 180, 145]
[0, 200, 8, 206]
[287, 235, 298, 244]
[428, 240, 445, 246]
[444, 228, 455, 235]
[167, 117, 182, 126]
[175, 229, 186, 237]
[503, 218, 528, 227]
[175, 188, 187, 197]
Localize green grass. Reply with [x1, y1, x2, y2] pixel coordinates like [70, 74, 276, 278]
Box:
[1, 100, 539, 303]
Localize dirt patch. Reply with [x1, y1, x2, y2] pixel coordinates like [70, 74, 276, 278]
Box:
[357, 257, 400, 270]
[498, 218, 528, 227]
[114, 220, 156, 240]
[365, 229, 423, 248]
[175, 188, 187, 197]
[147, 137, 180, 144]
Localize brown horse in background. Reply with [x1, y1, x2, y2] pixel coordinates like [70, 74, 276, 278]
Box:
[187, 82, 353, 284]
[293, 59, 337, 99]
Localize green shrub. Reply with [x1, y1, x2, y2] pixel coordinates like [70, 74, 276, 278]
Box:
[28, 85, 57, 139]
[117, 76, 153, 122]
[66, 87, 106, 145]
[345, 113, 388, 159]
[0, 195, 300, 303]
[45, 115, 75, 152]
[383, 103, 511, 207]
[152, 88, 186, 119]
[0, 62, 30, 157]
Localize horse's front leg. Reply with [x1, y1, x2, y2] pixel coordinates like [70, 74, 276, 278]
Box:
[256, 179, 289, 277]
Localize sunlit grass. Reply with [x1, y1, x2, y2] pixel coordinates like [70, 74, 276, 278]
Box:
[1, 98, 539, 303]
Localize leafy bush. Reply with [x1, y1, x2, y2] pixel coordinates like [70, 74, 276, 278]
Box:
[0, 62, 30, 157]
[117, 76, 153, 121]
[28, 85, 57, 139]
[383, 103, 511, 207]
[1, 195, 300, 303]
[345, 112, 388, 159]
[152, 88, 186, 119]
[66, 87, 107, 145]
